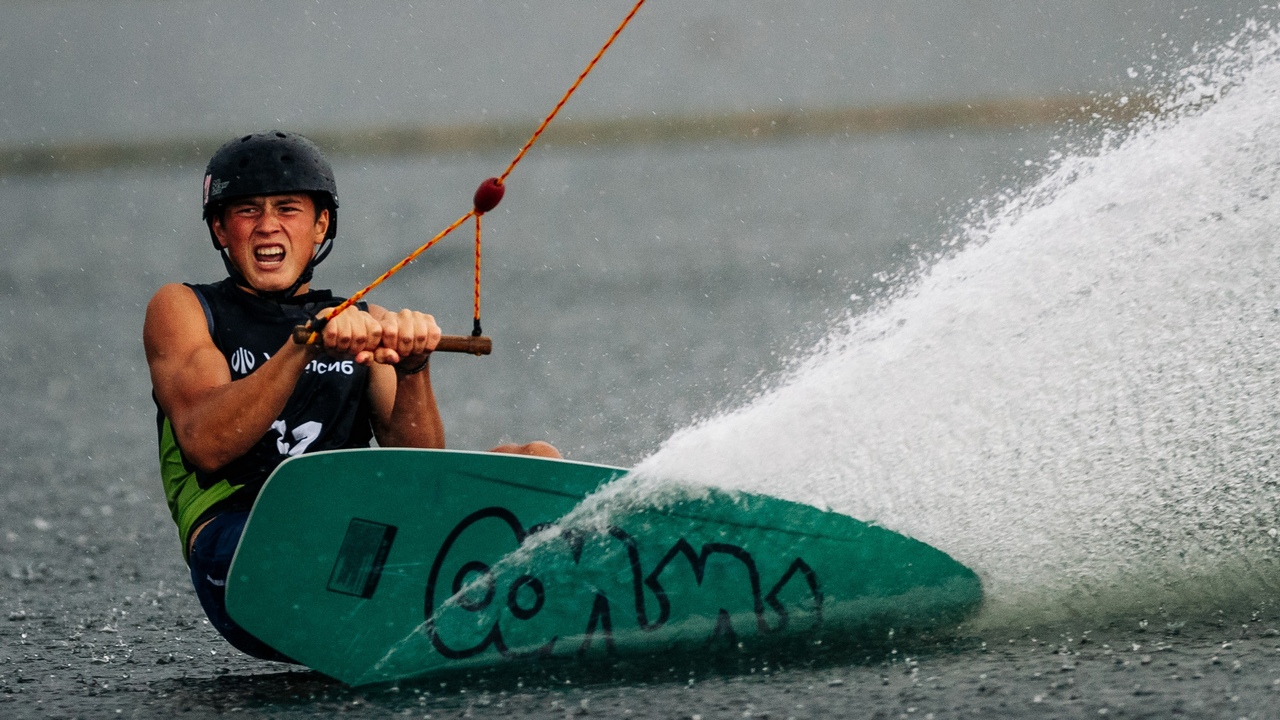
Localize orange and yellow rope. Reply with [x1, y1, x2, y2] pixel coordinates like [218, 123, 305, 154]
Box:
[303, 0, 648, 344]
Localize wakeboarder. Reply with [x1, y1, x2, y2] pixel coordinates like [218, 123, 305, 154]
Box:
[143, 130, 557, 659]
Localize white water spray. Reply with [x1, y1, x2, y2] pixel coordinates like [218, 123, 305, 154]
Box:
[636, 26, 1280, 626]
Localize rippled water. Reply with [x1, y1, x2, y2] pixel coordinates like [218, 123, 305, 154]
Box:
[5, 3, 1280, 718]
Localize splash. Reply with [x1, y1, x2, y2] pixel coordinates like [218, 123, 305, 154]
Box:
[634, 24, 1280, 627]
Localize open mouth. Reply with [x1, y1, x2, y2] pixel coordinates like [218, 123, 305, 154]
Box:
[254, 245, 286, 266]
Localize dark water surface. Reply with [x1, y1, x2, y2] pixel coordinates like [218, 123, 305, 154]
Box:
[4, 128, 1280, 719]
[5, 2, 1280, 718]
[0, 129, 1059, 718]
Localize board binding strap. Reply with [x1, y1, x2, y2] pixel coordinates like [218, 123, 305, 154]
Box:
[224, 449, 982, 686]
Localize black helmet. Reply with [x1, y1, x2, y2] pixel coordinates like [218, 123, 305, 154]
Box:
[202, 131, 339, 296]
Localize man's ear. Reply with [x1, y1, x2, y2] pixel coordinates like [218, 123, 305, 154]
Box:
[314, 208, 330, 245]
[211, 216, 229, 249]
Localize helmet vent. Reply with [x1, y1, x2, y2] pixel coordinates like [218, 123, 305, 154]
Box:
[240, 135, 252, 142]
[280, 154, 293, 164]
[276, 132, 288, 139]
[238, 157, 250, 168]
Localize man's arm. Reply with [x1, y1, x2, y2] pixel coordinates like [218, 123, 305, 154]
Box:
[367, 305, 445, 449]
[144, 284, 391, 472]
[144, 284, 320, 473]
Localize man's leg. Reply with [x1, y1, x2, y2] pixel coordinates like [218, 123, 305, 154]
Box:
[488, 441, 562, 458]
[188, 511, 295, 662]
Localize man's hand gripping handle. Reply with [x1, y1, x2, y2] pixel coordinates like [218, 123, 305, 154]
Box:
[291, 318, 492, 356]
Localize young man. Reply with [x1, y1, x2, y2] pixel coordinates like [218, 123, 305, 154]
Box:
[144, 131, 556, 660]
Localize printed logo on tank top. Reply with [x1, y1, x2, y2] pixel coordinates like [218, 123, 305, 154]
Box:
[306, 358, 356, 375]
[230, 347, 256, 375]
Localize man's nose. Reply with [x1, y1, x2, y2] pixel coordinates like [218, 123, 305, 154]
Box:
[255, 210, 283, 233]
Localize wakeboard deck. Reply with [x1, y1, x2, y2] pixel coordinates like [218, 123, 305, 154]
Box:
[225, 448, 981, 686]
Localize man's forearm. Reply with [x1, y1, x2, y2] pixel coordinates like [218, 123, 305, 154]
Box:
[376, 367, 445, 448]
[173, 341, 316, 471]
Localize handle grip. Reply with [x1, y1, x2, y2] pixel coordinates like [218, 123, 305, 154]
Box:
[434, 335, 493, 355]
[292, 323, 492, 356]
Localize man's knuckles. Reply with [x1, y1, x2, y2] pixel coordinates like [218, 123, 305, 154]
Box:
[319, 311, 389, 355]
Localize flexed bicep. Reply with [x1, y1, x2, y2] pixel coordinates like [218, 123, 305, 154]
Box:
[144, 284, 234, 426]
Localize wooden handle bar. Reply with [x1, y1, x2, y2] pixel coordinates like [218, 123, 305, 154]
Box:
[291, 324, 491, 356]
[434, 335, 492, 355]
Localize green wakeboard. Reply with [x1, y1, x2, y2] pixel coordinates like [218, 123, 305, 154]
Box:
[225, 448, 981, 686]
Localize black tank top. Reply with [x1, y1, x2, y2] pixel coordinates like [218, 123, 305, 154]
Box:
[186, 278, 374, 506]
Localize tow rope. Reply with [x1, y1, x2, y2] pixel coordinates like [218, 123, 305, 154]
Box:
[295, 0, 649, 354]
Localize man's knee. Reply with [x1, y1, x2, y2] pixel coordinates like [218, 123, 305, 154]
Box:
[489, 441, 562, 459]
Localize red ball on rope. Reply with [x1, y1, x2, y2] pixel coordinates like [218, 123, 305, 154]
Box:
[473, 177, 505, 214]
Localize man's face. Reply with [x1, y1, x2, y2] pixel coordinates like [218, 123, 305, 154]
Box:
[212, 194, 329, 295]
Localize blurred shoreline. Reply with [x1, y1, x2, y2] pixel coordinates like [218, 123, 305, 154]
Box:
[0, 94, 1155, 176]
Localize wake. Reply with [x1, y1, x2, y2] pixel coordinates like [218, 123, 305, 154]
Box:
[634, 21, 1280, 627]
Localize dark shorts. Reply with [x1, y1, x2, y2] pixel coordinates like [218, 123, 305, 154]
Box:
[188, 511, 294, 662]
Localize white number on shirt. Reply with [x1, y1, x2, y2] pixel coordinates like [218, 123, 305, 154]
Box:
[271, 420, 324, 457]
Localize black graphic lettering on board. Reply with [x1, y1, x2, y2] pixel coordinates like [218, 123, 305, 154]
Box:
[423, 506, 824, 661]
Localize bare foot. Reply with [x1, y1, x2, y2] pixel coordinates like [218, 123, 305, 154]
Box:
[488, 441, 562, 459]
